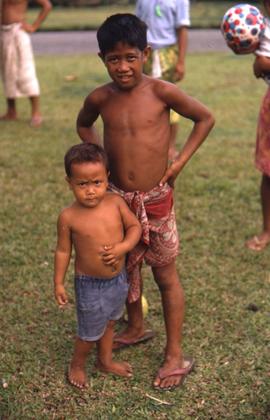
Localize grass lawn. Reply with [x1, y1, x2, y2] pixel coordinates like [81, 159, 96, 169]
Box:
[27, 1, 262, 31]
[1, 51, 270, 418]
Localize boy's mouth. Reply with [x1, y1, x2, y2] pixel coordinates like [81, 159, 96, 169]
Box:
[117, 74, 132, 81]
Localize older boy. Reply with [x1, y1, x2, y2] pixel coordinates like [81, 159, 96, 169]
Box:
[54, 143, 141, 389]
[0, 0, 52, 126]
[77, 14, 215, 390]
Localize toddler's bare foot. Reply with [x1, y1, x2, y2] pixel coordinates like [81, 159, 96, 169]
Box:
[68, 364, 88, 389]
[245, 232, 270, 251]
[96, 359, 133, 377]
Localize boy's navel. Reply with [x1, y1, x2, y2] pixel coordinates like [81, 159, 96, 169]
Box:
[128, 171, 135, 181]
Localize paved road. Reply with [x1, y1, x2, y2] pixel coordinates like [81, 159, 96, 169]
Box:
[32, 29, 228, 55]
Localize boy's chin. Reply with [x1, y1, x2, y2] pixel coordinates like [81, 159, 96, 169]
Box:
[114, 83, 136, 92]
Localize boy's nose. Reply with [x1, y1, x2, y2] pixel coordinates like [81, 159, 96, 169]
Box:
[86, 185, 95, 195]
[118, 60, 129, 72]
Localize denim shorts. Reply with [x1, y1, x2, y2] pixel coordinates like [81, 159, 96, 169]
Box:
[74, 269, 129, 342]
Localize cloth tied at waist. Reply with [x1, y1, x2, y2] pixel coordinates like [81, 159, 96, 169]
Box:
[109, 183, 173, 245]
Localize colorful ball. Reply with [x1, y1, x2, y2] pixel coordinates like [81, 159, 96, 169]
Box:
[221, 4, 266, 54]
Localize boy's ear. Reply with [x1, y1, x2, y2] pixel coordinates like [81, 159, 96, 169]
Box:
[65, 176, 72, 188]
[98, 52, 105, 62]
[143, 46, 151, 63]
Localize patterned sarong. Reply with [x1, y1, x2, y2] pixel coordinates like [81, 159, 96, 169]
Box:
[0, 23, 40, 98]
[255, 87, 270, 176]
[109, 183, 179, 302]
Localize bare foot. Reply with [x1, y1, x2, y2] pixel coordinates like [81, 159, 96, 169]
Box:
[153, 356, 194, 391]
[0, 113, 17, 121]
[96, 359, 133, 377]
[30, 115, 43, 128]
[67, 364, 89, 389]
[245, 232, 270, 251]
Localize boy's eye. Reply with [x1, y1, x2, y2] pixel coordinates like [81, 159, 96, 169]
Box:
[108, 57, 119, 64]
[94, 180, 102, 185]
[127, 56, 136, 62]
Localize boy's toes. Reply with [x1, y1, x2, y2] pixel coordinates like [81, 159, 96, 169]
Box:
[67, 366, 88, 389]
[123, 361, 133, 373]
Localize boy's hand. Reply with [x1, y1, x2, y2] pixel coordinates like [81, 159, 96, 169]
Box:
[21, 22, 36, 33]
[159, 161, 181, 188]
[101, 244, 125, 267]
[174, 62, 185, 82]
[54, 284, 68, 306]
[253, 56, 270, 78]
[254, 57, 263, 78]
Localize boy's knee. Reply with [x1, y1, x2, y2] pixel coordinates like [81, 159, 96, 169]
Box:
[107, 320, 115, 329]
[152, 261, 179, 290]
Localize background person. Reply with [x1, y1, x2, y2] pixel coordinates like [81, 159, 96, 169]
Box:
[0, 0, 52, 127]
[221, 1, 270, 251]
[136, 0, 190, 160]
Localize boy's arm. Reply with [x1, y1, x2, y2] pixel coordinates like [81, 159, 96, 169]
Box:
[22, 0, 52, 33]
[101, 198, 142, 266]
[159, 84, 215, 186]
[76, 95, 101, 144]
[175, 26, 188, 81]
[53, 211, 72, 306]
[253, 55, 270, 78]
[117, 199, 142, 253]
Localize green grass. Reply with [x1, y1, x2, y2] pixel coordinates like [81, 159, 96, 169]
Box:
[27, 1, 261, 31]
[1, 52, 270, 418]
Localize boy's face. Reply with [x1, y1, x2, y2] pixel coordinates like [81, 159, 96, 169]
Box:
[100, 42, 149, 90]
[67, 161, 108, 208]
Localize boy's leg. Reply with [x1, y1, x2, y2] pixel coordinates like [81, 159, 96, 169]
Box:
[246, 174, 270, 251]
[96, 320, 132, 377]
[0, 98, 17, 120]
[152, 260, 192, 390]
[29, 95, 42, 127]
[68, 337, 94, 389]
[113, 279, 154, 349]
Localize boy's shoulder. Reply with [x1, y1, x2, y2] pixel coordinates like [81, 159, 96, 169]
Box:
[104, 191, 130, 211]
[142, 75, 179, 96]
[104, 191, 125, 205]
[85, 82, 115, 101]
[58, 202, 78, 220]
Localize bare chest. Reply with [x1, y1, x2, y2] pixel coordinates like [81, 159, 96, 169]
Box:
[71, 210, 123, 243]
[3, 0, 26, 7]
[101, 91, 167, 130]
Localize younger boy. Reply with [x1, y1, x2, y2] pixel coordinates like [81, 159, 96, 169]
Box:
[0, 0, 52, 126]
[77, 14, 215, 390]
[53, 143, 142, 389]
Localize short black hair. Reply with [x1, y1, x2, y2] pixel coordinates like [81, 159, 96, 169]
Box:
[64, 143, 108, 177]
[97, 13, 147, 56]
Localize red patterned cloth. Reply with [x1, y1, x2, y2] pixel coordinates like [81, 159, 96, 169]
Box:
[109, 183, 179, 302]
[256, 87, 270, 176]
